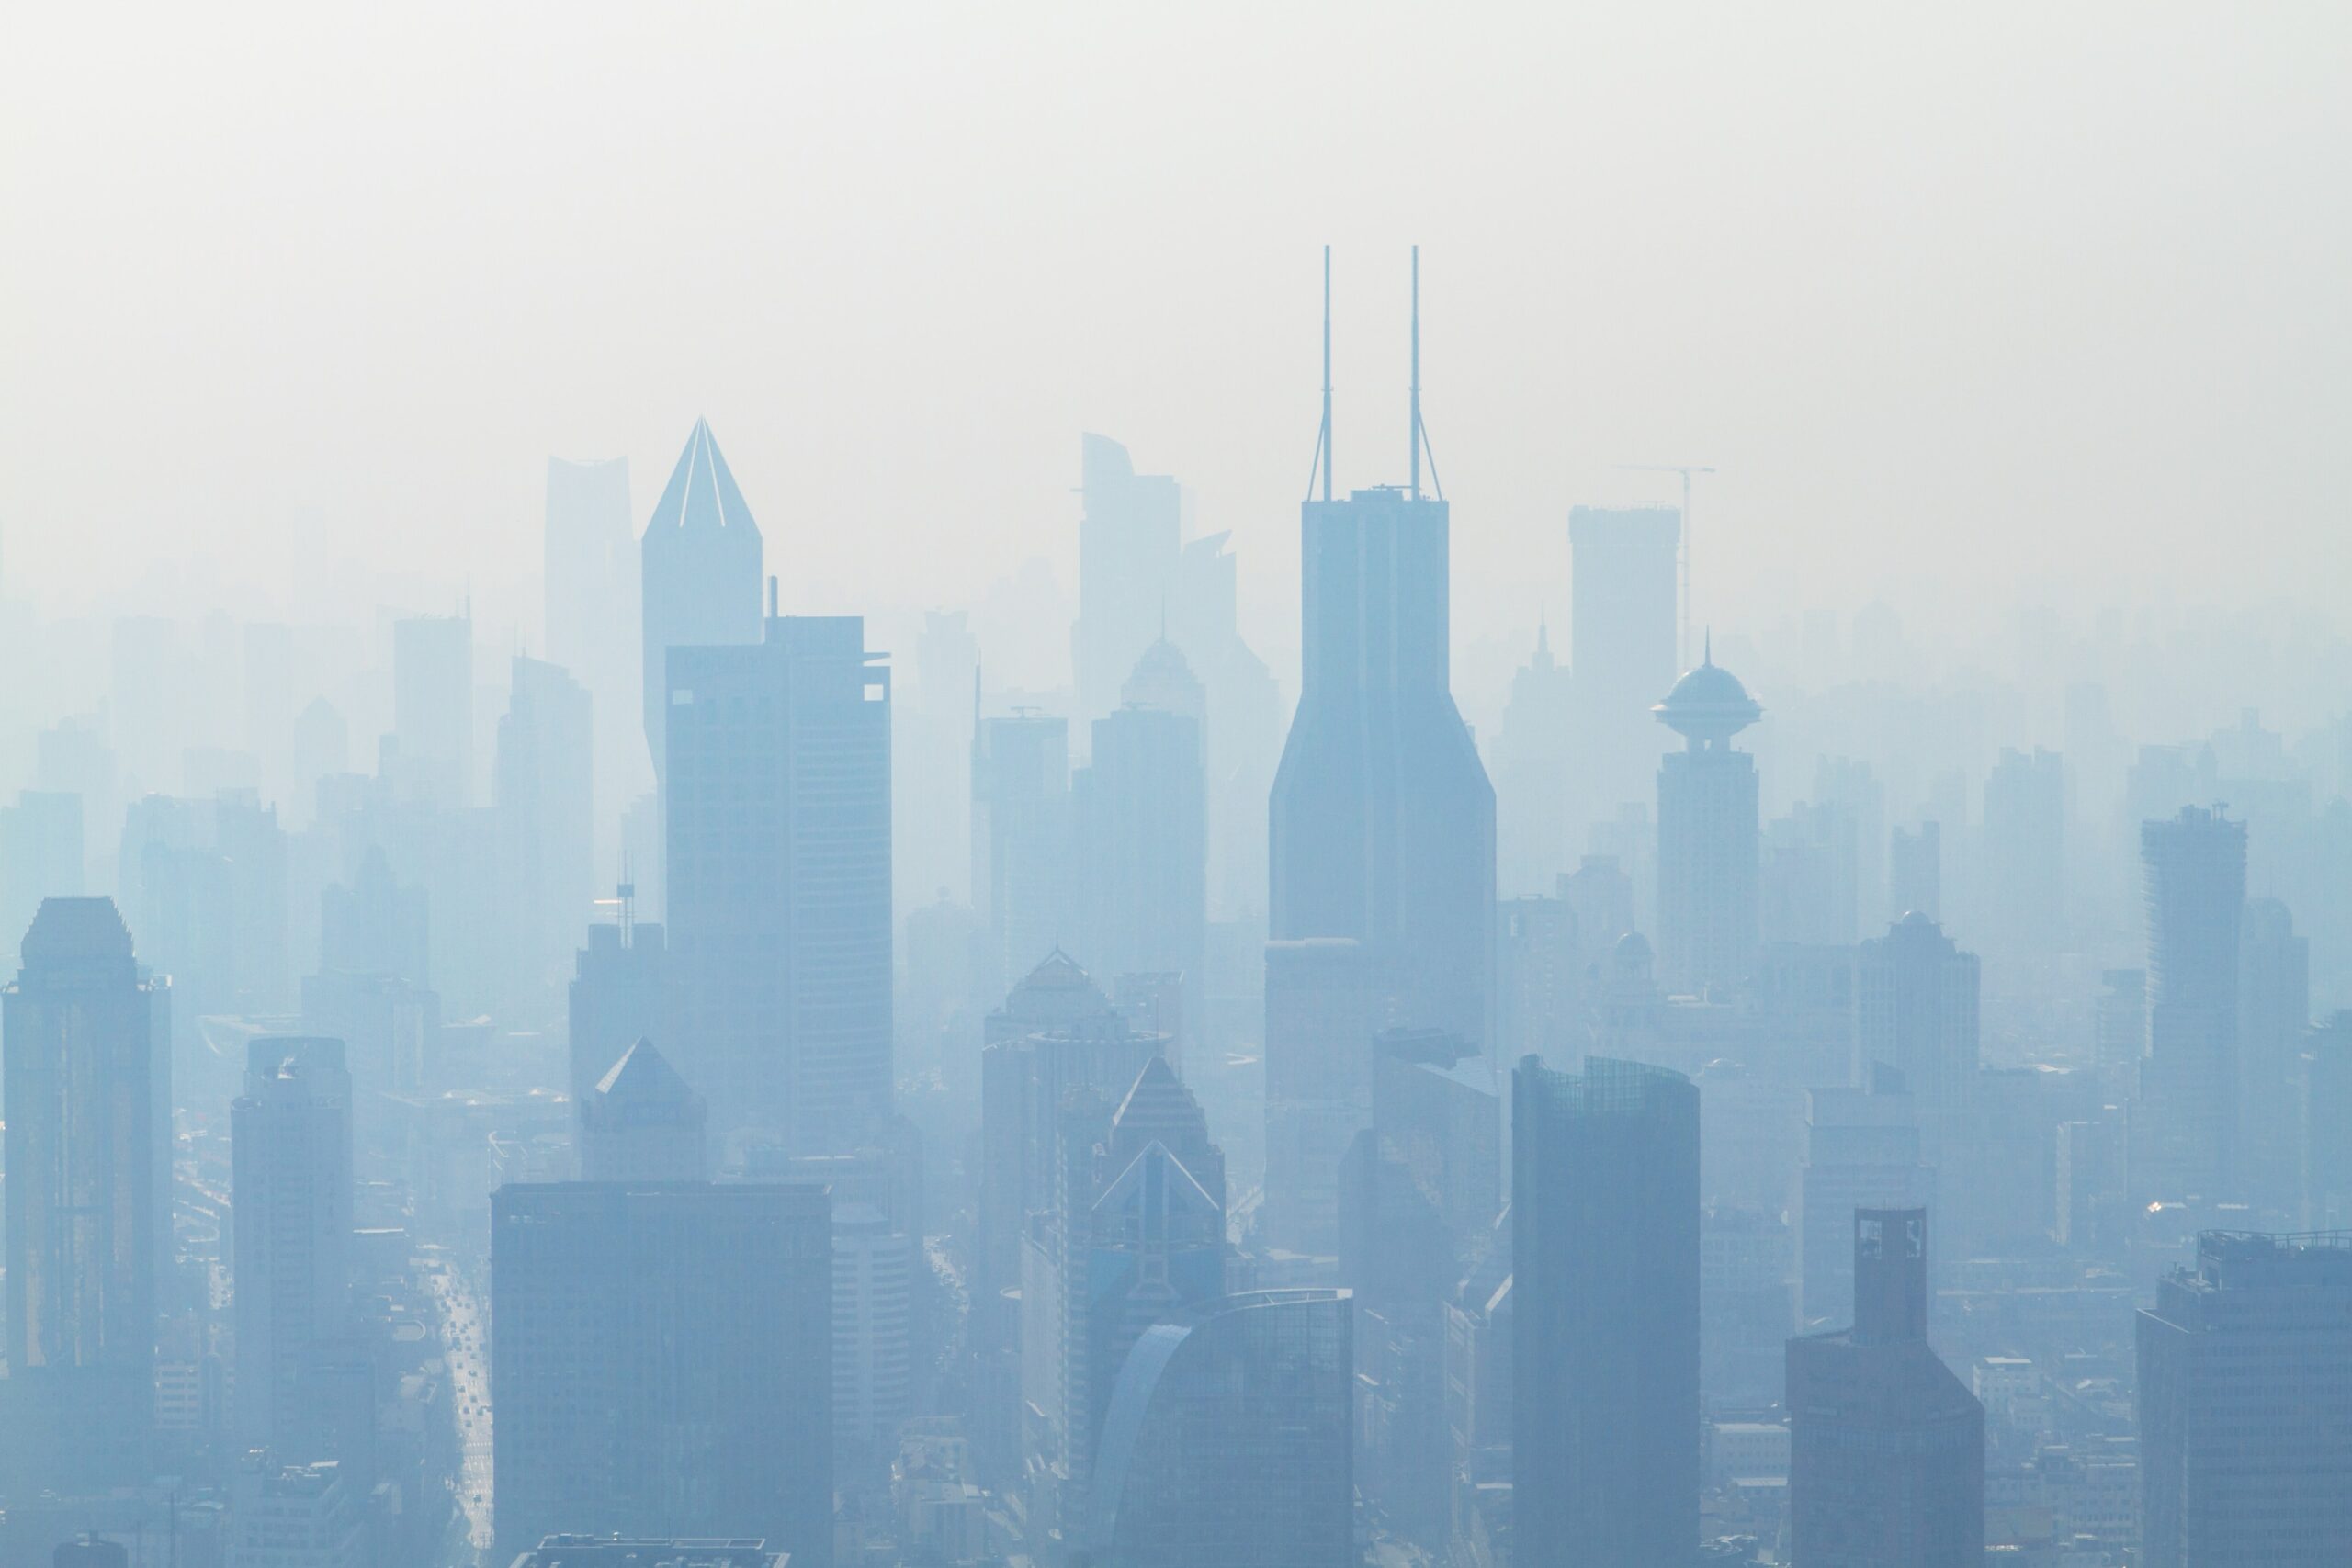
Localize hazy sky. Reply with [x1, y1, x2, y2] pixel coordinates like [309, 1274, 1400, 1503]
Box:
[5, 4, 2346, 669]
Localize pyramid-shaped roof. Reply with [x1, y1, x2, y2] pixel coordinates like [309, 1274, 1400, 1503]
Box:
[647, 418, 760, 538]
[594, 1037, 698, 1105]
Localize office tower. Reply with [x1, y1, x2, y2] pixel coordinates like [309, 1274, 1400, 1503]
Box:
[1072, 690, 1206, 1007]
[232, 1038, 354, 1456]
[1980, 746, 2065, 951]
[1073, 434, 1182, 728]
[0, 790, 83, 968]
[1513, 1055, 1701, 1568]
[390, 608, 472, 805]
[640, 419, 763, 794]
[320, 844, 429, 985]
[2305, 1013, 2352, 1228]
[577, 1038, 707, 1181]
[1888, 819, 1940, 923]
[1787, 1209, 1984, 1568]
[1496, 890, 1582, 1068]
[2, 897, 170, 1489]
[1855, 914, 1981, 1118]
[2138, 1232, 2352, 1566]
[2132, 806, 2247, 1201]
[1567, 504, 1679, 840]
[1799, 1082, 1934, 1329]
[544, 455, 642, 864]
[1166, 529, 1283, 923]
[1086, 1290, 1354, 1568]
[226, 1455, 367, 1568]
[971, 708, 1075, 1002]
[1492, 617, 1577, 895]
[2094, 967, 2146, 1102]
[490, 1182, 832, 1567]
[1702, 1203, 1795, 1413]
[119, 788, 292, 1034]
[667, 615, 892, 1148]
[1653, 649, 1762, 998]
[567, 879, 666, 1103]
[496, 654, 595, 1021]
[1762, 797, 1860, 947]
[1261, 936, 1383, 1255]
[2236, 897, 2309, 1213]
[1268, 251, 1495, 1052]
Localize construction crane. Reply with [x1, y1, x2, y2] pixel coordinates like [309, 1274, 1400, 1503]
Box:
[1619, 463, 1716, 669]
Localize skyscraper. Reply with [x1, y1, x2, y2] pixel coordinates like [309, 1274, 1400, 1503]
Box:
[495, 654, 595, 1022]
[1887, 818, 1940, 923]
[1854, 913, 1981, 1118]
[1073, 434, 1182, 729]
[232, 1037, 354, 1457]
[1072, 690, 1206, 1008]
[2, 897, 171, 1489]
[1653, 649, 1762, 998]
[1568, 503, 1679, 839]
[2138, 1231, 2352, 1566]
[971, 708, 1075, 1002]
[1492, 616, 1577, 895]
[2236, 897, 2309, 1213]
[390, 608, 473, 806]
[1513, 1055, 1701, 1568]
[1799, 1081, 1935, 1330]
[544, 455, 642, 864]
[666, 615, 892, 1148]
[1787, 1208, 1984, 1568]
[2132, 806, 2247, 1201]
[1980, 746, 2065, 952]
[640, 419, 763, 794]
[566, 880, 667, 1105]
[1086, 1290, 1354, 1568]
[1268, 251, 1495, 1211]
[1261, 936, 1382, 1254]
[577, 1037, 707, 1181]
[490, 1182, 833, 1567]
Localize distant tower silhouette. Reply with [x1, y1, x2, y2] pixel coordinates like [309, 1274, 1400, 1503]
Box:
[1653, 643, 1762, 997]
[640, 419, 763, 791]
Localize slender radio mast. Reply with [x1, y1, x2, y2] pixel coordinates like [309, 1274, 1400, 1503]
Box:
[1410, 246, 1421, 501]
[1320, 246, 1334, 502]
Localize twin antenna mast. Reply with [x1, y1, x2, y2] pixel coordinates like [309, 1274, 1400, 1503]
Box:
[1306, 246, 1442, 503]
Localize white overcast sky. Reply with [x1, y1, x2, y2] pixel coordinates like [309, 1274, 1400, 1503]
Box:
[3, 4, 2346, 666]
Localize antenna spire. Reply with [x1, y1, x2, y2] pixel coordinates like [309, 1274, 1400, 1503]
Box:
[1319, 246, 1334, 502]
[1410, 245, 1421, 502]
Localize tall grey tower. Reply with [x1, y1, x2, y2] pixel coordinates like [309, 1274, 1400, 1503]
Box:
[1268, 248, 1495, 1048]
[545, 455, 642, 870]
[640, 419, 763, 792]
[2132, 805, 2247, 1201]
[3, 897, 171, 1490]
[1653, 648, 1762, 998]
[1073, 434, 1182, 729]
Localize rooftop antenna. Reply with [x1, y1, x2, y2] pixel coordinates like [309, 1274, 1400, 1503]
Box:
[1620, 462, 1716, 667]
[1306, 246, 1334, 502]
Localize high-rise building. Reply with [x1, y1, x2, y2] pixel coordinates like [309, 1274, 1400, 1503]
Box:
[1073, 434, 1182, 729]
[1164, 531, 1283, 924]
[544, 455, 642, 869]
[640, 420, 763, 800]
[2095, 966, 2147, 1102]
[2236, 897, 2309, 1213]
[666, 615, 892, 1148]
[1980, 746, 2065, 951]
[1888, 819, 1940, 924]
[1268, 253, 1494, 1055]
[577, 1038, 707, 1181]
[1513, 1055, 1700, 1568]
[2138, 1231, 2352, 1566]
[1567, 504, 1679, 840]
[1492, 617, 1577, 895]
[1787, 1208, 1984, 1568]
[226, 1454, 367, 1568]
[496, 654, 595, 1022]
[1799, 1082, 1934, 1330]
[2132, 806, 2247, 1201]
[390, 608, 473, 806]
[2, 897, 171, 1490]
[1086, 1290, 1354, 1568]
[1261, 936, 1383, 1256]
[490, 1182, 832, 1567]
[566, 881, 667, 1105]
[1855, 913, 1981, 1118]
[971, 709, 1075, 1003]
[1653, 650, 1762, 998]
[1072, 692, 1206, 1010]
[0, 790, 84, 969]
[232, 1037, 354, 1457]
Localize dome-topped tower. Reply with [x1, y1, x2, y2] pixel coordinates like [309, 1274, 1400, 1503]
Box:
[1653, 636, 1761, 749]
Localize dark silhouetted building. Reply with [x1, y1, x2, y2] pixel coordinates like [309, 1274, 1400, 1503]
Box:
[667, 615, 891, 1149]
[1653, 650, 1761, 998]
[1086, 1290, 1353, 1568]
[491, 1182, 832, 1567]
[1787, 1208, 1984, 1567]
[1513, 1055, 1700, 1568]
[2138, 1231, 2352, 1566]
[3, 897, 170, 1490]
